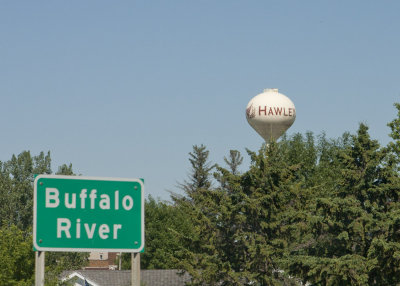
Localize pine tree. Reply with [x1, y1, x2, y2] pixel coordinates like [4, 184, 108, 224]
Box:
[176, 143, 303, 285]
[173, 107, 400, 285]
[215, 150, 243, 191]
[172, 145, 223, 285]
[224, 150, 243, 176]
[365, 102, 400, 284]
[388, 103, 400, 159]
[177, 144, 215, 198]
[286, 124, 400, 285]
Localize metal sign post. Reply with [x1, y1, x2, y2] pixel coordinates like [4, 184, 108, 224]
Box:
[131, 253, 141, 286]
[35, 251, 45, 286]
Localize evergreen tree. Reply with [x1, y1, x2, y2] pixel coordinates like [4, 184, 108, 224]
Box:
[176, 143, 302, 285]
[215, 150, 243, 191]
[224, 150, 243, 176]
[388, 103, 400, 157]
[172, 145, 230, 285]
[177, 144, 215, 198]
[313, 132, 351, 197]
[366, 102, 400, 284]
[286, 124, 400, 285]
[281, 132, 317, 188]
[171, 144, 216, 277]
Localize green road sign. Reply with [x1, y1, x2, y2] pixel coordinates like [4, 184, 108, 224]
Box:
[33, 175, 144, 252]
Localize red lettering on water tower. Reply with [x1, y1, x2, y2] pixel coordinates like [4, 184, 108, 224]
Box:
[259, 106, 267, 116]
[257, 106, 295, 117]
[283, 108, 288, 116]
[274, 107, 283, 115]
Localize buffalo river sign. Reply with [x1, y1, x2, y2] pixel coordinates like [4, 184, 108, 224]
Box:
[33, 175, 144, 252]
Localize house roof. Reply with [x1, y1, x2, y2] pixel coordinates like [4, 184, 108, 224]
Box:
[62, 269, 191, 286]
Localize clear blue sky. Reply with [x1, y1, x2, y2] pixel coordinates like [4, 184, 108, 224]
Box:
[1, 1, 399, 200]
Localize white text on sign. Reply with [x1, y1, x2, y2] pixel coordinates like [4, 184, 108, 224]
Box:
[46, 188, 134, 240]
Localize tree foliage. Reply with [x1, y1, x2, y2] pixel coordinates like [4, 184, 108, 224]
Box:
[0, 151, 51, 229]
[0, 224, 34, 286]
[178, 144, 215, 197]
[0, 151, 87, 285]
[3, 103, 400, 286]
[121, 195, 193, 270]
[285, 124, 400, 285]
[170, 102, 400, 285]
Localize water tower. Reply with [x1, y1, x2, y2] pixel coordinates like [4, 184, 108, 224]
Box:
[246, 88, 296, 142]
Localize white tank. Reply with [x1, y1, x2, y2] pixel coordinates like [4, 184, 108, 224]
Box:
[246, 88, 296, 142]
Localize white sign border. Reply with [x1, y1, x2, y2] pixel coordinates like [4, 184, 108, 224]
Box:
[33, 174, 145, 253]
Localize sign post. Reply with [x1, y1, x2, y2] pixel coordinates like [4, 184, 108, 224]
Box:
[33, 175, 144, 284]
[131, 253, 140, 286]
[35, 251, 45, 286]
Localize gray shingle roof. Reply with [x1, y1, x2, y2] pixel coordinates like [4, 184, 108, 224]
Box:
[142, 270, 191, 286]
[63, 269, 191, 286]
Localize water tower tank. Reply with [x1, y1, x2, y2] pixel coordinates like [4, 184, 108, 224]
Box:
[246, 88, 296, 142]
